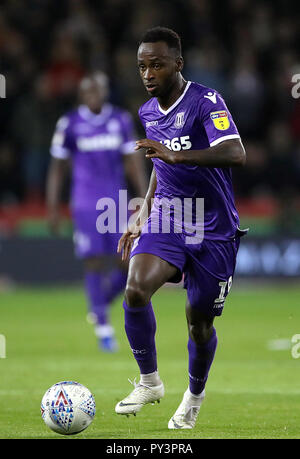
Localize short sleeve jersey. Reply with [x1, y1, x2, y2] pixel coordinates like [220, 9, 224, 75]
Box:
[138, 81, 241, 241]
[50, 103, 136, 210]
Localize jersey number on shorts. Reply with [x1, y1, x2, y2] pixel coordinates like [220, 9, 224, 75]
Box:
[215, 276, 232, 304]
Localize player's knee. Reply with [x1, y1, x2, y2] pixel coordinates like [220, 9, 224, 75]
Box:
[189, 322, 214, 345]
[124, 282, 151, 308]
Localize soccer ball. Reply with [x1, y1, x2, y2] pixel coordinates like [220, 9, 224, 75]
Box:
[41, 381, 96, 435]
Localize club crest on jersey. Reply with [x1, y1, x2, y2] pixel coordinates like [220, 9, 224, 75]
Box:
[174, 112, 185, 129]
[210, 111, 230, 130]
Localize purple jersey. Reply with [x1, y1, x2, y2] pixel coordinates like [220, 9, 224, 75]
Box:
[139, 81, 241, 241]
[51, 103, 136, 211]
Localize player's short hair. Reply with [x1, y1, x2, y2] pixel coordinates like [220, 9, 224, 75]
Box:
[139, 27, 182, 56]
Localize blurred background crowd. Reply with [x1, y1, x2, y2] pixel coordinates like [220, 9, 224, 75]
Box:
[0, 0, 300, 236]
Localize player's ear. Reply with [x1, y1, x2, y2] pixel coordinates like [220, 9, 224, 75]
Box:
[175, 56, 184, 73]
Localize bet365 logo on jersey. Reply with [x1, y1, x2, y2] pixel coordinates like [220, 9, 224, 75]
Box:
[160, 135, 192, 151]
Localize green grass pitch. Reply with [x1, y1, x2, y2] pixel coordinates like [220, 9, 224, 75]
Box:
[0, 283, 300, 439]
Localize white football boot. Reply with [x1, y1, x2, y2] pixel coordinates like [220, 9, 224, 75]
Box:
[115, 378, 165, 416]
[168, 388, 205, 429]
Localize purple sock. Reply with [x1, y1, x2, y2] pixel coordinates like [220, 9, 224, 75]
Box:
[104, 269, 127, 305]
[188, 327, 218, 395]
[84, 272, 109, 326]
[123, 300, 157, 374]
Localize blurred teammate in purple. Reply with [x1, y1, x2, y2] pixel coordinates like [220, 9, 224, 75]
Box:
[115, 27, 247, 428]
[46, 72, 147, 352]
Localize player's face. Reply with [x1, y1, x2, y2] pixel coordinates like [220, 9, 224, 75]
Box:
[137, 42, 182, 98]
[79, 79, 107, 113]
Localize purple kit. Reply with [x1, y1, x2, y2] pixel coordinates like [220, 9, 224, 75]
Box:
[131, 81, 245, 316]
[51, 103, 136, 258]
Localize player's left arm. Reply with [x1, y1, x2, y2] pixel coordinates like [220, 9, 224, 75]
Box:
[135, 137, 246, 167]
[182, 138, 246, 167]
[136, 90, 246, 167]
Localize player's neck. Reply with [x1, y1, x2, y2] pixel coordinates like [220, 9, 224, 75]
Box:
[157, 76, 187, 111]
[87, 104, 103, 115]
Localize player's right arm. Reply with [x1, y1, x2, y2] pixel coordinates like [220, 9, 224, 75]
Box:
[46, 116, 72, 234]
[117, 167, 157, 261]
[46, 157, 69, 234]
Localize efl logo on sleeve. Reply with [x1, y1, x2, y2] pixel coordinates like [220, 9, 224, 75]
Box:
[210, 111, 230, 130]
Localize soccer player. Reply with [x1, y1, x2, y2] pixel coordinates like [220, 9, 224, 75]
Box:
[47, 72, 147, 352]
[115, 27, 247, 428]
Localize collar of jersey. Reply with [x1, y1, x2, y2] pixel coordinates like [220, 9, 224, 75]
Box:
[157, 81, 191, 116]
[78, 103, 113, 124]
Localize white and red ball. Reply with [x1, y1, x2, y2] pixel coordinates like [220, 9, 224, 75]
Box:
[41, 381, 96, 435]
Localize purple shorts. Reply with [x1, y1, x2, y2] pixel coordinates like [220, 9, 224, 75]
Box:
[130, 231, 241, 317]
[72, 209, 121, 259]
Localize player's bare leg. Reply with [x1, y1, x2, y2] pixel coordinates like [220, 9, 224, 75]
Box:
[168, 301, 217, 429]
[115, 253, 179, 415]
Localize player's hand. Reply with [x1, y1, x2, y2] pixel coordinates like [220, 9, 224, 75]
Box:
[117, 221, 142, 262]
[135, 139, 180, 165]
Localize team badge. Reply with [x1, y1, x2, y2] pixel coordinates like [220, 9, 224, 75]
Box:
[210, 111, 230, 130]
[174, 112, 185, 129]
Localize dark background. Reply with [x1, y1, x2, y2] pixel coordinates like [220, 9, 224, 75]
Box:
[0, 0, 299, 282]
